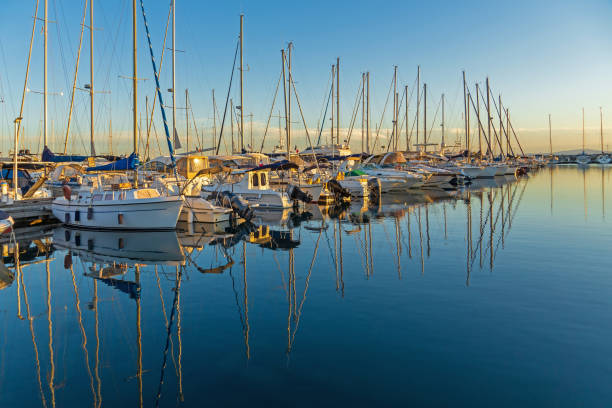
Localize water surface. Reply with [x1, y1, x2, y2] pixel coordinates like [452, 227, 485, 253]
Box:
[0, 165, 611, 407]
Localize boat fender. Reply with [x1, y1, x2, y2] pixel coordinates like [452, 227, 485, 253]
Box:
[118, 213, 124, 225]
[63, 185, 72, 201]
[87, 207, 94, 220]
[64, 253, 72, 269]
[287, 185, 313, 203]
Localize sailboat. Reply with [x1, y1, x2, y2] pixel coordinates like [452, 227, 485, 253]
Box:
[596, 107, 611, 164]
[576, 108, 591, 165]
[51, 0, 184, 230]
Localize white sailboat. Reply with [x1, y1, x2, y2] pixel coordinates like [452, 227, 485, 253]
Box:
[52, 174, 183, 230]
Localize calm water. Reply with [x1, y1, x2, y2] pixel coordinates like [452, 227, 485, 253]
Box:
[1, 165, 611, 407]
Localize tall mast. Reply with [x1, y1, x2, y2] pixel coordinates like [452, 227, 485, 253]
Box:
[499, 95, 505, 158]
[132, 0, 137, 159]
[464, 71, 471, 159]
[89, 0, 95, 156]
[287, 43, 292, 152]
[185, 89, 189, 151]
[336, 57, 340, 147]
[331, 64, 334, 147]
[600, 107, 604, 153]
[423, 83, 427, 153]
[281, 49, 289, 160]
[211, 90, 217, 151]
[239, 14, 244, 152]
[548, 114, 552, 157]
[405, 85, 409, 151]
[416, 65, 420, 148]
[582, 107, 585, 153]
[361, 73, 365, 154]
[476, 83, 482, 160]
[441, 93, 445, 152]
[172, 0, 177, 151]
[486, 77, 492, 159]
[44, 0, 48, 148]
[366, 72, 370, 153]
[230, 98, 234, 153]
[393, 66, 397, 150]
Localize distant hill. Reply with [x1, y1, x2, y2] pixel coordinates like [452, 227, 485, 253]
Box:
[554, 149, 602, 155]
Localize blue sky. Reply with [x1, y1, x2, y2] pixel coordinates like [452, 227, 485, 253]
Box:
[1, 0, 612, 155]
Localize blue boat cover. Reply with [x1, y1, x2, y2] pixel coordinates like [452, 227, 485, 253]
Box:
[86, 153, 139, 172]
[41, 146, 89, 163]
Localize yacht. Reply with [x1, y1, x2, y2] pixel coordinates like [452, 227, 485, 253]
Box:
[201, 168, 293, 209]
[52, 173, 183, 230]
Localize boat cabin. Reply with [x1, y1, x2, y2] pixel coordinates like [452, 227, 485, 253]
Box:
[176, 155, 210, 179]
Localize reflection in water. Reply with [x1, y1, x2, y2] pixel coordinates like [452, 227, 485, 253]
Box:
[2, 166, 612, 406]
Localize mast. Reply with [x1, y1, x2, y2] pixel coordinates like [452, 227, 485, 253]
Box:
[600, 107, 604, 153]
[212, 90, 217, 151]
[366, 72, 370, 153]
[393, 66, 397, 150]
[185, 89, 189, 151]
[281, 49, 289, 160]
[582, 107, 585, 154]
[331, 64, 335, 147]
[361, 73, 365, 153]
[239, 14, 244, 152]
[287, 43, 292, 153]
[230, 98, 234, 153]
[476, 83, 482, 159]
[548, 114, 552, 157]
[405, 85, 409, 151]
[486, 77, 492, 159]
[416, 65, 420, 148]
[89, 0, 95, 156]
[172, 0, 177, 151]
[462, 71, 468, 159]
[441, 93, 445, 152]
[499, 95, 506, 158]
[44, 0, 48, 148]
[336, 57, 340, 147]
[423, 83, 427, 153]
[132, 0, 138, 187]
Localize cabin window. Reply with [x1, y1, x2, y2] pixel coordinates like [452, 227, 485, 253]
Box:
[177, 159, 188, 175]
[260, 173, 267, 186]
[252, 174, 259, 187]
[105, 193, 113, 200]
[93, 194, 103, 201]
[189, 158, 208, 173]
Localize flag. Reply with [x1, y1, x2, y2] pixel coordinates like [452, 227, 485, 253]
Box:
[173, 128, 182, 149]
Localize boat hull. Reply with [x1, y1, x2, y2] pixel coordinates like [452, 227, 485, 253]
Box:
[52, 196, 183, 230]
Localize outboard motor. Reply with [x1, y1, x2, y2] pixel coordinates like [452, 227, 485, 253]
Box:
[287, 184, 313, 204]
[208, 191, 254, 221]
[367, 177, 381, 202]
[326, 179, 351, 202]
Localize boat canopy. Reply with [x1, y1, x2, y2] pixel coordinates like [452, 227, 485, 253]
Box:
[246, 160, 299, 172]
[42, 146, 88, 163]
[86, 153, 139, 172]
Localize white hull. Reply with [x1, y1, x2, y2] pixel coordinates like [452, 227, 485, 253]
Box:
[52, 196, 183, 230]
[338, 178, 369, 197]
[493, 165, 508, 176]
[202, 186, 292, 209]
[179, 196, 233, 223]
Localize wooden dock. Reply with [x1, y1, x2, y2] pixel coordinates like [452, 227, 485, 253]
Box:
[0, 197, 56, 226]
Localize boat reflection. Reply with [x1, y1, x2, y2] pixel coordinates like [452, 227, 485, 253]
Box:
[53, 227, 185, 266]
